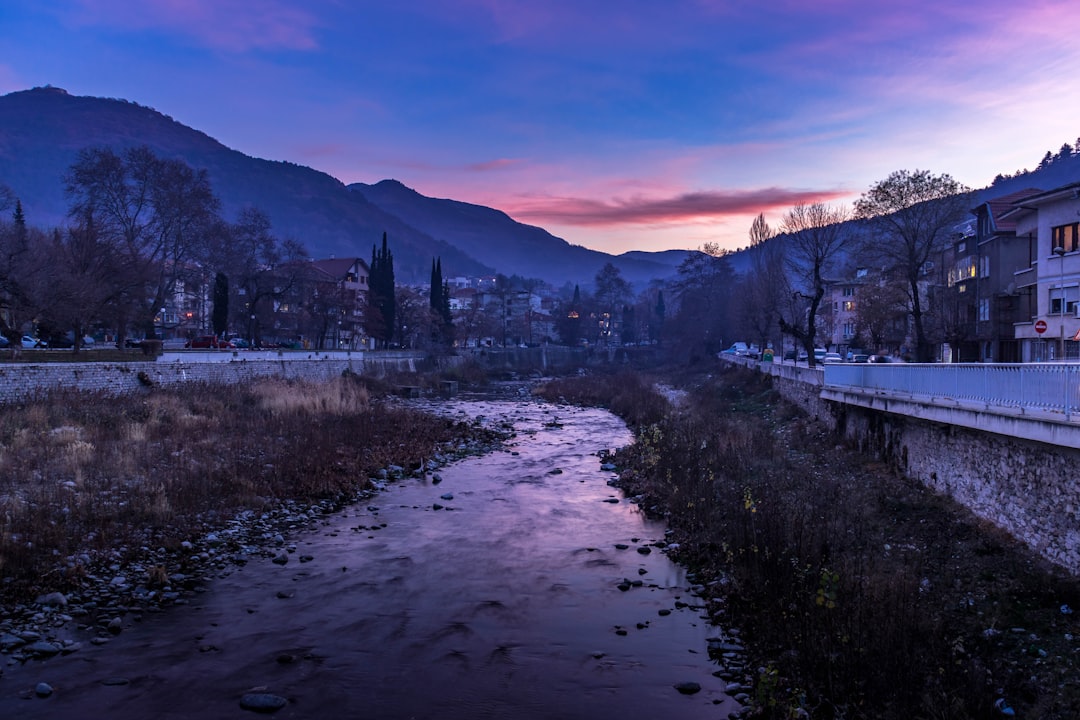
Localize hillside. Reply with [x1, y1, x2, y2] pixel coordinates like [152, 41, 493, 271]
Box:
[0, 87, 681, 287]
[350, 180, 680, 288]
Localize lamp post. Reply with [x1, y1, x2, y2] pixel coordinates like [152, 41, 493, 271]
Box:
[1054, 245, 1066, 361]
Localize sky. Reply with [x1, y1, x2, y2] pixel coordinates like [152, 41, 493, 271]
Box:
[2, 1, 1080, 255]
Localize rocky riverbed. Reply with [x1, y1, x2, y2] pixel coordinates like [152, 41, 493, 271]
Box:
[1, 389, 748, 719]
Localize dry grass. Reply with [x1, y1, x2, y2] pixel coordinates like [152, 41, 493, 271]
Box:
[0, 376, 481, 598]
[543, 366, 1080, 720]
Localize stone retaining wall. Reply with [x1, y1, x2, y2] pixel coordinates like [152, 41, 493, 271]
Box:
[725, 357, 1080, 574]
[0, 352, 430, 404]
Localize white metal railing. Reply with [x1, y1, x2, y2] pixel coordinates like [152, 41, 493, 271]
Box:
[823, 363, 1080, 420]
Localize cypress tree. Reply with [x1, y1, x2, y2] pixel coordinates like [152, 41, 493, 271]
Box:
[368, 233, 396, 347]
[212, 272, 229, 337]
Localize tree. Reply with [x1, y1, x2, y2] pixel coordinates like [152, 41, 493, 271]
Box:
[367, 232, 396, 347]
[652, 289, 665, 345]
[212, 271, 229, 336]
[669, 245, 737, 359]
[594, 263, 631, 344]
[38, 216, 117, 352]
[65, 146, 221, 342]
[854, 170, 974, 362]
[555, 284, 584, 346]
[215, 207, 308, 345]
[776, 203, 851, 365]
[854, 276, 909, 353]
[739, 213, 785, 353]
[428, 257, 454, 347]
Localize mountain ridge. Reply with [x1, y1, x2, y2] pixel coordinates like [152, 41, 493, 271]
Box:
[0, 87, 682, 287]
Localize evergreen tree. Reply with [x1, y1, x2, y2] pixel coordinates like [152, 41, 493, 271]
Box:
[212, 271, 229, 337]
[12, 199, 25, 232]
[653, 290, 665, 344]
[367, 232, 396, 347]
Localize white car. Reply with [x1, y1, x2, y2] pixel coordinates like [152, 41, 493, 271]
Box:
[21, 335, 43, 349]
[822, 352, 844, 363]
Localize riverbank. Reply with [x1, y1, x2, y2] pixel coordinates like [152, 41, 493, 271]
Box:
[536, 365, 1080, 719]
[0, 374, 507, 672]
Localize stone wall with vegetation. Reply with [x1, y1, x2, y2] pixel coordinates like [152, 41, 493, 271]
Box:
[835, 405, 1080, 573]
[739, 357, 1080, 574]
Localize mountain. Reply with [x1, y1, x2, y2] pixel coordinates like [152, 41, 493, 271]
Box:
[349, 179, 679, 288]
[0, 86, 681, 287]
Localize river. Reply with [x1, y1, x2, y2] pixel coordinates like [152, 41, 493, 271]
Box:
[0, 391, 740, 719]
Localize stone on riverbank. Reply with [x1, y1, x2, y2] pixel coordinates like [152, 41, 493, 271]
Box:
[240, 692, 288, 713]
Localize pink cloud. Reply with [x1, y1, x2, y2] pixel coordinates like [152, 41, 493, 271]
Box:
[465, 158, 525, 172]
[68, 0, 321, 52]
[504, 188, 850, 227]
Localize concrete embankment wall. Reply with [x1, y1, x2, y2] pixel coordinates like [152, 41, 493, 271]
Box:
[0, 351, 430, 404]
[730, 357, 1080, 575]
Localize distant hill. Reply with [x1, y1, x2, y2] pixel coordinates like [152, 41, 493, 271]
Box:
[349, 179, 680, 288]
[0, 87, 681, 287]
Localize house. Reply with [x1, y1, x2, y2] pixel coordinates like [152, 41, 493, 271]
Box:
[961, 188, 1043, 362]
[999, 182, 1080, 361]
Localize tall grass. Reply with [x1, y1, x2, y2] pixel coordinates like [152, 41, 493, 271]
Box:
[0, 376, 478, 598]
[542, 366, 1080, 719]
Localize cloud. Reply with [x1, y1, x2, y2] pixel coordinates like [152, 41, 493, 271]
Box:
[68, 0, 322, 52]
[504, 188, 849, 227]
[465, 158, 524, 172]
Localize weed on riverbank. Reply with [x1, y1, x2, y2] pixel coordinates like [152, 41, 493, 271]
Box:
[541, 365, 1080, 719]
[0, 375, 495, 603]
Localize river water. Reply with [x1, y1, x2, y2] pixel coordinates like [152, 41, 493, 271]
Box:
[1, 392, 739, 719]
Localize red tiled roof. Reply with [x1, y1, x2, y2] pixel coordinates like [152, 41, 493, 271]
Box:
[981, 188, 1042, 233]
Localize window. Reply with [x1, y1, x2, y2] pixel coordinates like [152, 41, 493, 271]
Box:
[980, 256, 990, 279]
[842, 300, 855, 312]
[948, 257, 976, 286]
[1053, 223, 1079, 253]
[1050, 286, 1079, 315]
[978, 298, 989, 322]
[843, 322, 855, 338]
[842, 287, 854, 297]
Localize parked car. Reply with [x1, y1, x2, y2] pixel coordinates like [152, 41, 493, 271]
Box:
[721, 342, 750, 356]
[44, 334, 74, 349]
[0, 335, 8, 348]
[21, 335, 44, 349]
[822, 352, 844, 363]
[783, 349, 797, 361]
[870, 354, 905, 363]
[813, 348, 827, 363]
[185, 335, 233, 349]
[851, 354, 870, 363]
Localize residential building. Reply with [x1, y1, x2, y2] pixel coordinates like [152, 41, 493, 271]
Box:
[963, 189, 1042, 362]
[1000, 182, 1080, 361]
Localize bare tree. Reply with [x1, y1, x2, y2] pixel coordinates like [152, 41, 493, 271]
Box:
[65, 146, 221, 342]
[854, 170, 974, 362]
[214, 207, 308, 345]
[854, 275, 909, 354]
[776, 203, 851, 365]
[738, 213, 786, 354]
[670, 245, 737, 358]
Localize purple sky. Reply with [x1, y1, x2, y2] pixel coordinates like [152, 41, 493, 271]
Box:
[3, 1, 1079, 254]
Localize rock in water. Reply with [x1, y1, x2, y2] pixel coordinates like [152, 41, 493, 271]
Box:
[240, 692, 288, 713]
[674, 681, 701, 695]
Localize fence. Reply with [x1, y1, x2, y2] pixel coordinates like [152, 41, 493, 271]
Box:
[822, 363, 1080, 420]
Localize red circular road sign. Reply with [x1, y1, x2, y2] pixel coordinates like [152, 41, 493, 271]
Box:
[1035, 319, 1048, 334]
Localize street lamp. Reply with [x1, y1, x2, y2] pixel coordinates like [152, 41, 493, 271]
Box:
[1053, 245, 1066, 361]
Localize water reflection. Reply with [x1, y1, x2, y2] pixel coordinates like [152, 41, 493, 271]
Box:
[0, 392, 737, 719]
